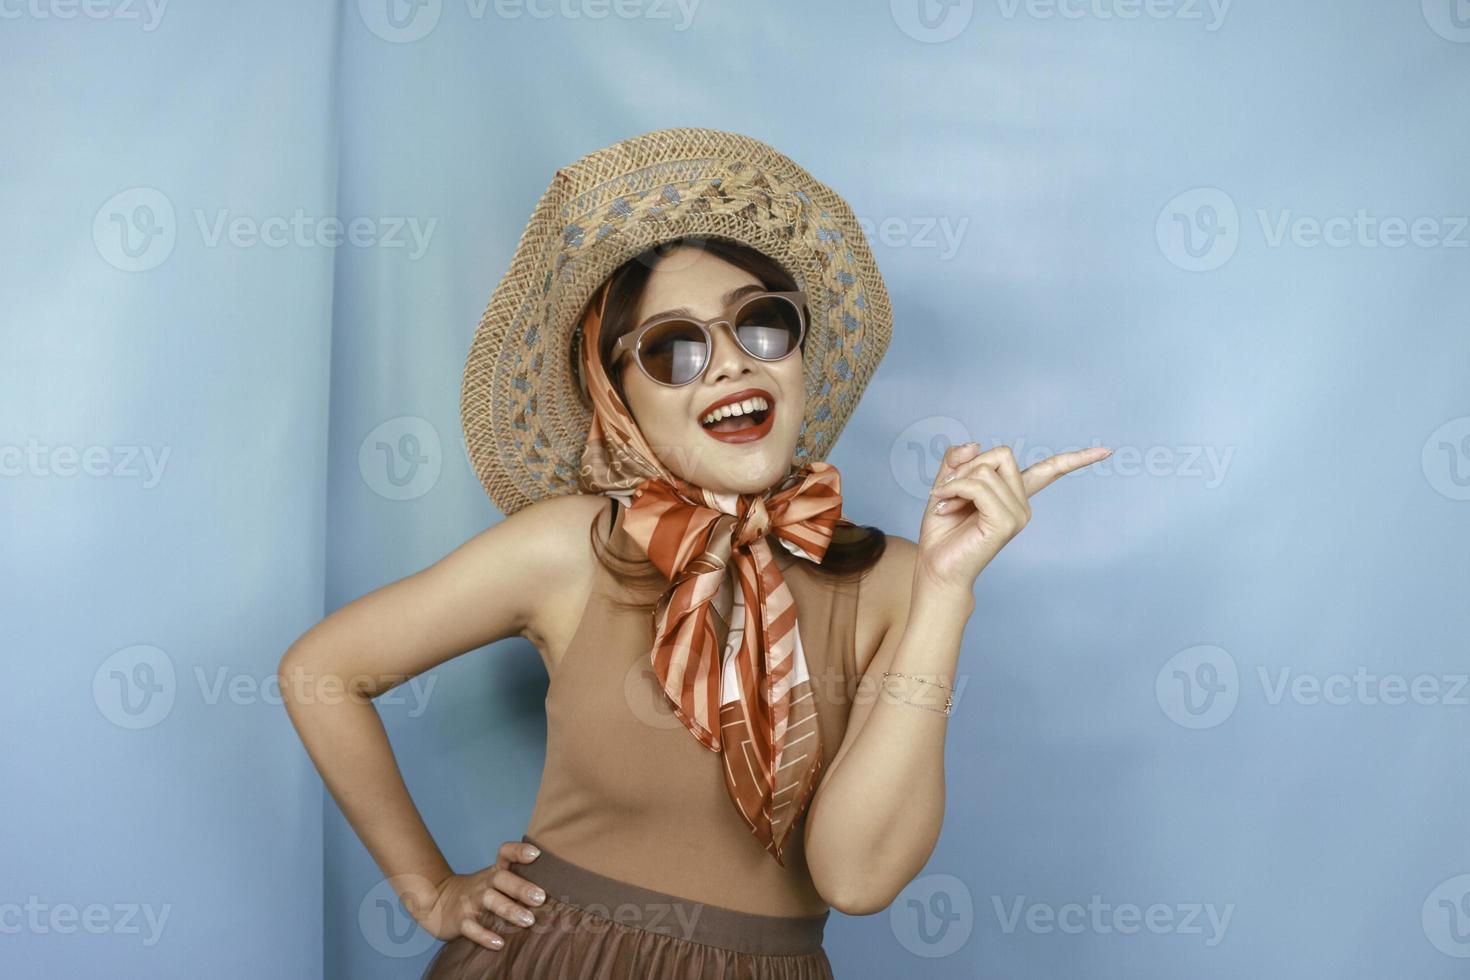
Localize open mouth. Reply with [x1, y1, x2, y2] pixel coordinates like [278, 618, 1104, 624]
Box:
[704, 410, 770, 433]
[698, 391, 775, 444]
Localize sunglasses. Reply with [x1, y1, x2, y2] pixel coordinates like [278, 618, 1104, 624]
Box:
[610, 289, 808, 388]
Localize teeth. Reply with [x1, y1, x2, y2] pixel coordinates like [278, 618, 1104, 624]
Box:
[702, 395, 769, 426]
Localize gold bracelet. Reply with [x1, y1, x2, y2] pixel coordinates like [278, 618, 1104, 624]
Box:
[882, 669, 953, 692]
[879, 673, 954, 716]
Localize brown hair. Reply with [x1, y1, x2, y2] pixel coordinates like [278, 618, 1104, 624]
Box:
[572, 236, 886, 610]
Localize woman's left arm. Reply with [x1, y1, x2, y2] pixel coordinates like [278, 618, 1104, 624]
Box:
[803, 440, 1111, 915]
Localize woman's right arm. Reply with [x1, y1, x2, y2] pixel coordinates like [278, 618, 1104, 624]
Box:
[276, 491, 610, 943]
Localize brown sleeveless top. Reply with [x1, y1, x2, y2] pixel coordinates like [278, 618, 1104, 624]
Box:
[524, 499, 863, 917]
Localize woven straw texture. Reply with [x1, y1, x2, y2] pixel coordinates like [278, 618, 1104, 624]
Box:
[461, 127, 893, 515]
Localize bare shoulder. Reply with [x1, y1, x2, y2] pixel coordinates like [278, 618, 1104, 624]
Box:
[282, 492, 613, 688]
[504, 491, 612, 566]
[853, 530, 918, 676]
[497, 492, 613, 669]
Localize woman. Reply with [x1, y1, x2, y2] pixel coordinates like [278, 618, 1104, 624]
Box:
[279, 128, 1109, 978]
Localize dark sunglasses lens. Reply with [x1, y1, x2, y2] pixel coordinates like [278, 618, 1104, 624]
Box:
[734, 297, 804, 360]
[639, 319, 708, 386]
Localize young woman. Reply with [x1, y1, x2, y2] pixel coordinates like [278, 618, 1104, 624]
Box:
[279, 129, 1108, 978]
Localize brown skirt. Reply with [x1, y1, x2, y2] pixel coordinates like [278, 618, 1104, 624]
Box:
[419, 834, 835, 979]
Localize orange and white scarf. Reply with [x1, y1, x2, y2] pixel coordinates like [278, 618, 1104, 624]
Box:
[575, 279, 850, 866]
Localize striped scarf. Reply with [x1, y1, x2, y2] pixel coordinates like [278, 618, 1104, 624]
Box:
[574, 279, 849, 866]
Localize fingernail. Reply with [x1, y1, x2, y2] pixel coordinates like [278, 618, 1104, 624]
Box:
[932, 500, 947, 515]
[941, 472, 957, 484]
[519, 910, 535, 925]
[525, 846, 540, 859]
[530, 888, 545, 903]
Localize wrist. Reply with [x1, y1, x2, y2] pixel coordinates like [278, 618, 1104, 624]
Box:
[910, 574, 976, 617]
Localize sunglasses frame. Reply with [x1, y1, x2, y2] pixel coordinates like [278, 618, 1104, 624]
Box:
[610, 289, 808, 389]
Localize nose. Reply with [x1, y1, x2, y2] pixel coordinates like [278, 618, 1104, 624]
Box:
[703, 320, 754, 386]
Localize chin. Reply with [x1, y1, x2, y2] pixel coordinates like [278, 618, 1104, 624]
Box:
[685, 431, 800, 494]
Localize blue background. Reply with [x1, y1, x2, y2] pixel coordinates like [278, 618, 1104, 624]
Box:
[3, 1, 1467, 977]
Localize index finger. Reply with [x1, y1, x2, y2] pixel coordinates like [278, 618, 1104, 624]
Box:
[1020, 447, 1112, 497]
[498, 840, 541, 867]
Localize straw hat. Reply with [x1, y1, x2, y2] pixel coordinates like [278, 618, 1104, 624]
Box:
[461, 126, 893, 515]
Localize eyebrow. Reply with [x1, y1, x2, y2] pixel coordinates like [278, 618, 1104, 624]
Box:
[636, 283, 768, 329]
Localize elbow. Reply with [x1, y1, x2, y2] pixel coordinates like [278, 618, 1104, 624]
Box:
[277, 636, 381, 711]
[276, 645, 309, 712]
[276, 635, 337, 710]
[807, 842, 903, 916]
[810, 827, 942, 917]
[813, 854, 900, 916]
[822, 877, 897, 917]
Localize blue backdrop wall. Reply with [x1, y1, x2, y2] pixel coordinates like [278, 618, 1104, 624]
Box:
[3, 1, 1467, 978]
